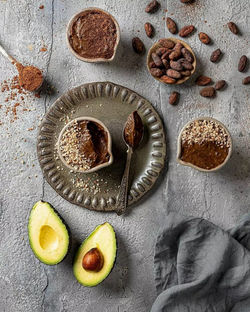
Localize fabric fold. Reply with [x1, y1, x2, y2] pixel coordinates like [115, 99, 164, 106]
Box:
[151, 212, 250, 312]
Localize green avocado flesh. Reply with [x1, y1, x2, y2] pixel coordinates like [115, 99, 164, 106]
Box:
[28, 201, 69, 265]
[73, 223, 116, 287]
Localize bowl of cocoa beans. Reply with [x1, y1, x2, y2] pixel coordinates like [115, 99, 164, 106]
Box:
[147, 38, 196, 85]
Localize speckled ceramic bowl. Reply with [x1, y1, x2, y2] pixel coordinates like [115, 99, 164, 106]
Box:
[147, 38, 196, 85]
[66, 7, 120, 63]
[57, 116, 113, 173]
[177, 117, 233, 172]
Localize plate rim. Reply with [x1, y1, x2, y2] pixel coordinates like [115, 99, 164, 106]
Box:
[37, 81, 167, 212]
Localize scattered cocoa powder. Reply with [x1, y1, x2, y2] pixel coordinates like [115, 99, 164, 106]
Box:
[0, 71, 41, 124]
[39, 5, 44, 9]
[16, 63, 43, 91]
[40, 47, 47, 52]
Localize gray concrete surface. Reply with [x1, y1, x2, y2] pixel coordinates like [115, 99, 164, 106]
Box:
[0, 0, 249, 311]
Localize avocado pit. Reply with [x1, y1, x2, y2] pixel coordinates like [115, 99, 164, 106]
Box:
[82, 247, 104, 272]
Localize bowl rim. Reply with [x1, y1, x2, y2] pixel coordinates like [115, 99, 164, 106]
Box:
[176, 117, 233, 172]
[66, 7, 120, 63]
[57, 116, 113, 174]
[147, 37, 196, 85]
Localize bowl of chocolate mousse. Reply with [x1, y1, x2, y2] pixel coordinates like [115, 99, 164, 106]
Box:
[66, 8, 120, 63]
[177, 117, 232, 172]
[57, 117, 113, 173]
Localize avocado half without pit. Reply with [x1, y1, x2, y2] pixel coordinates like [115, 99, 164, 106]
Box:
[73, 223, 117, 287]
[28, 201, 69, 265]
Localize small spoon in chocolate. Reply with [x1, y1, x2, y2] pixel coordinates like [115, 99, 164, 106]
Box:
[0, 42, 43, 91]
[116, 111, 144, 215]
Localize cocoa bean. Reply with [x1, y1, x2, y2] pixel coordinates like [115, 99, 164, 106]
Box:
[181, 48, 194, 63]
[149, 61, 157, 68]
[161, 50, 172, 60]
[195, 75, 212, 86]
[144, 22, 154, 38]
[200, 87, 215, 97]
[174, 42, 184, 51]
[132, 37, 145, 54]
[145, 0, 160, 13]
[180, 0, 193, 2]
[242, 76, 250, 85]
[169, 91, 180, 105]
[210, 49, 222, 63]
[152, 53, 163, 67]
[166, 17, 177, 34]
[155, 47, 167, 56]
[215, 80, 226, 90]
[166, 69, 182, 79]
[179, 59, 193, 70]
[227, 22, 238, 35]
[170, 60, 183, 71]
[181, 70, 191, 76]
[158, 38, 175, 49]
[179, 25, 195, 37]
[198, 32, 211, 44]
[162, 59, 170, 69]
[238, 55, 248, 72]
[150, 68, 164, 77]
[161, 75, 176, 84]
[169, 50, 181, 60]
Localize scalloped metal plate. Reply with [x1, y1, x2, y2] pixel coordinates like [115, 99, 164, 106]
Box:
[37, 82, 166, 212]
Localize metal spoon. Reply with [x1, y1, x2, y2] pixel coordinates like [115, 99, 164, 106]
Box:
[116, 111, 144, 215]
[0, 42, 43, 91]
[0, 43, 18, 64]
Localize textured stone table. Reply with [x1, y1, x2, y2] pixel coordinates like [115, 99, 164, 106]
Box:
[0, 0, 249, 311]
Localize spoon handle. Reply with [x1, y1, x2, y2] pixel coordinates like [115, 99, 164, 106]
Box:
[116, 146, 133, 215]
[0, 44, 17, 64]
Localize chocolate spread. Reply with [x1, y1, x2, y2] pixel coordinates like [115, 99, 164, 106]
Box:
[124, 111, 144, 149]
[180, 119, 230, 170]
[69, 9, 117, 59]
[181, 142, 229, 170]
[78, 120, 110, 168]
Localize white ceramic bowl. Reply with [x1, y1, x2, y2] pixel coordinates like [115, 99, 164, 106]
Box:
[57, 117, 113, 173]
[177, 117, 233, 172]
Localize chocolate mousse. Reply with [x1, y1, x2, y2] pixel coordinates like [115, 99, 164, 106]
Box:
[124, 111, 144, 149]
[180, 119, 231, 170]
[68, 9, 117, 60]
[59, 120, 110, 171]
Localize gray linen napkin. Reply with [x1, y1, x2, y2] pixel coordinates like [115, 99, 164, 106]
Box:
[151, 212, 250, 312]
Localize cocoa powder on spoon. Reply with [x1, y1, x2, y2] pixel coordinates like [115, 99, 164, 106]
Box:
[16, 63, 43, 91]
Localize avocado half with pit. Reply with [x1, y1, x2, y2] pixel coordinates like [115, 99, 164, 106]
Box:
[73, 223, 116, 287]
[28, 201, 69, 265]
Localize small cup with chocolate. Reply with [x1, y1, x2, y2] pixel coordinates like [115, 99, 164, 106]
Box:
[57, 117, 113, 173]
[177, 117, 232, 172]
[66, 8, 120, 63]
[147, 38, 196, 84]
